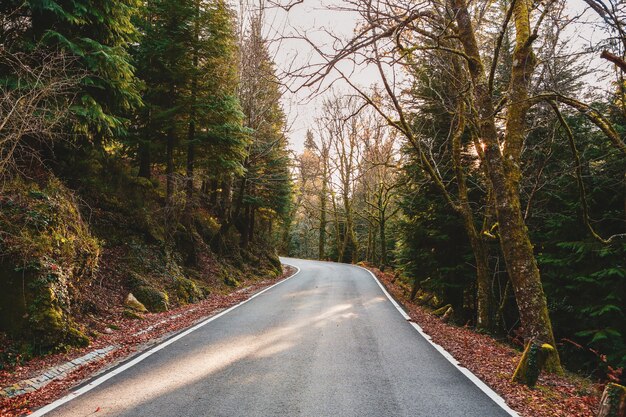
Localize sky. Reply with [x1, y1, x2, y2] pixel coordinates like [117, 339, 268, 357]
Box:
[251, 0, 614, 154]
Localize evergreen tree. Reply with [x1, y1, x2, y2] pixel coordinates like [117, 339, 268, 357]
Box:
[2, 0, 142, 137]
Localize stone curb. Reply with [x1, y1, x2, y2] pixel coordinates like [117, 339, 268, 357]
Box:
[0, 305, 201, 400]
[0, 345, 117, 399]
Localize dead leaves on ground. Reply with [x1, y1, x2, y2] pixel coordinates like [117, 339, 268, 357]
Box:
[367, 265, 600, 417]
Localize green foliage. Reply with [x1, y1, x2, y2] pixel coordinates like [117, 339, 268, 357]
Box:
[525, 108, 626, 373]
[0, 0, 291, 357]
[0, 177, 99, 352]
[394, 160, 477, 322]
[2, 0, 142, 136]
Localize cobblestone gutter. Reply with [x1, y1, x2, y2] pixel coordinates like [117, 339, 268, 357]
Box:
[0, 346, 117, 399]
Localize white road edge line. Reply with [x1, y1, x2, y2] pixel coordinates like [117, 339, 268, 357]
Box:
[355, 264, 520, 417]
[30, 265, 301, 417]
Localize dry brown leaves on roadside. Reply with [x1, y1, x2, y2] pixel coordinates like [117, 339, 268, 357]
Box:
[0, 266, 296, 416]
[366, 265, 601, 417]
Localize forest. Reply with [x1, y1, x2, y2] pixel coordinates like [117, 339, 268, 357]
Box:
[285, 0, 626, 384]
[1, 0, 626, 415]
[0, 0, 290, 355]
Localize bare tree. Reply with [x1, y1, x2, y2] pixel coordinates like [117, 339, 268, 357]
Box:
[0, 48, 83, 179]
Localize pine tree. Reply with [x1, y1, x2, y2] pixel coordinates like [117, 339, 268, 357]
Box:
[13, 0, 142, 137]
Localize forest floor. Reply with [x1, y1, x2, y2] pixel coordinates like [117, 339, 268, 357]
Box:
[363, 264, 602, 417]
[0, 265, 297, 417]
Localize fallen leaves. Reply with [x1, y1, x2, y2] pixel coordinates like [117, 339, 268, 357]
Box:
[0, 266, 297, 417]
[366, 265, 601, 417]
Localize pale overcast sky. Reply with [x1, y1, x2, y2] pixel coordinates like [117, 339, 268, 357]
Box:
[253, 0, 613, 153]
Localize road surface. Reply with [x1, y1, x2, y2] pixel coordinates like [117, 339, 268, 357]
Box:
[43, 258, 511, 417]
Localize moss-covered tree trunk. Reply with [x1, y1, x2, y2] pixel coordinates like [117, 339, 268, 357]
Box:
[452, 0, 561, 372]
[512, 340, 555, 387]
[597, 383, 626, 417]
[451, 108, 492, 330]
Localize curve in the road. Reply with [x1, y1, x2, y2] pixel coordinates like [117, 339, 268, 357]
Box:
[34, 258, 517, 417]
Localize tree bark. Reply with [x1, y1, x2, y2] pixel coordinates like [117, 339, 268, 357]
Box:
[186, 0, 200, 202]
[240, 203, 250, 248]
[452, 0, 561, 372]
[186, 119, 195, 201]
[319, 166, 328, 260]
[451, 105, 493, 330]
[379, 216, 387, 268]
[249, 206, 255, 243]
[138, 140, 151, 179]
[166, 126, 175, 203]
[512, 340, 555, 387]
[597, 383, 626, 417]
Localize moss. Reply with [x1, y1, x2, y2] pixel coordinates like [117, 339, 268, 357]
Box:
[127, 272, 150, 289]
[266, 253, 282, 274]
[193, 211, 220, 242]
[132, 176, 154, 189]
[125, 293, 148, 312]
[174, 277, 205, 304]
[133, 286, 169, 312]
[417, 293, 434, 305]
[512, 340, 555, 387]
[224, 274, 240, 287]
[0, 176, 99, 352]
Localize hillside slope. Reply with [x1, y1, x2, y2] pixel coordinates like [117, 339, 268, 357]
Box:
[0, 155, 282, 361]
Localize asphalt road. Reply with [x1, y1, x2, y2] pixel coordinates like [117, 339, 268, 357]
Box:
[43, 258, 511, 417]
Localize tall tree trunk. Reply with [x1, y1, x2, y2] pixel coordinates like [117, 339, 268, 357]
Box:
[186, 119, 195, 200]
[464, 215, 492, 330]
[166, 126, 175, 203]
[451, 108, 493, 330]
[379, 216, 387, 268]
[138, 140, 151, 179]
[186, 0, 200, 202]
[342, 192, 359, 263]
[331, 193, 343, 261]
[240, 203, 250, 248]
[366, 226, 373, 262]
[209, 178, 219, 206]
[220, 175, 233, 221]
[318, 175, 327, 260]
[248, 206, 255, 243]
[452, 0, 561, 372]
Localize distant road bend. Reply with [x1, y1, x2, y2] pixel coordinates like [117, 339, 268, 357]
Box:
[42, 257, 512, 417]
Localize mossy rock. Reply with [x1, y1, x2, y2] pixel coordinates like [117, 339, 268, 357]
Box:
[224, 274, 240, 287]
[125, 293, 148, 313]
[133, 286, 169, 312]
[27, 302, 90, 351]
[174, 277, 205, 304]
[0, 176, 99, 352]
[173, 224, 197, 266]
